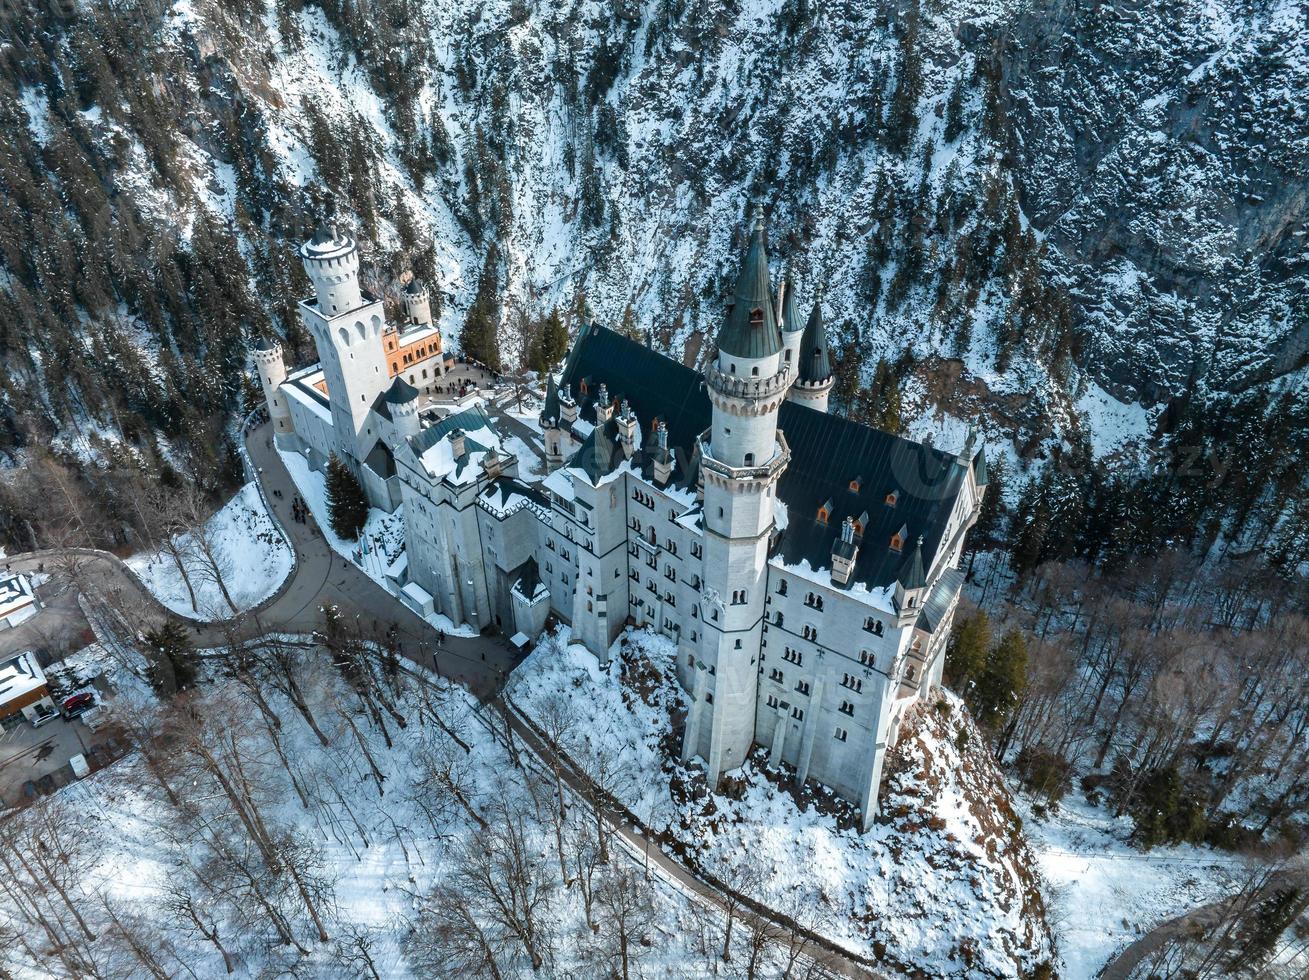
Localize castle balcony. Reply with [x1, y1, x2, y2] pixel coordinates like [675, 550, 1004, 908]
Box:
[706, 363, 791, 401]
[698, 429, 791, 485]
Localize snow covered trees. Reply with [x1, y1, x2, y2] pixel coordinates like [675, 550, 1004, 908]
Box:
[325, 453, 368, 540]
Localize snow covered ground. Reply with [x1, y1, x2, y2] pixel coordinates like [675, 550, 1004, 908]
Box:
[127, 482, 292, 620]
[279, 448, 477, 637]
[1019, 796, 1247, 979]
[0, 632, 796, 978]
[510, 627, 1056, 978]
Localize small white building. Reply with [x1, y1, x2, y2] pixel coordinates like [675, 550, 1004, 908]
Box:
[0, 651, 57, 728]
[0, 572, 39, 630]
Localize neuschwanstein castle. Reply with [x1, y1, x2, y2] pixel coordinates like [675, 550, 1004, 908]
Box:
[255, 213, 988, 829]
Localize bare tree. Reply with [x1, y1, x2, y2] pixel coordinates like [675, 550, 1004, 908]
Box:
[579, 864, 660, 980]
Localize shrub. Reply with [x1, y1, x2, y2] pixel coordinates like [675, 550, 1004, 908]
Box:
[1014, 744, 1074, 807]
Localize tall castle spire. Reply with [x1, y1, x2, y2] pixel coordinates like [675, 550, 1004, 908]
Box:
[717, 208, 781, 361]
[786, 301, 835, 413]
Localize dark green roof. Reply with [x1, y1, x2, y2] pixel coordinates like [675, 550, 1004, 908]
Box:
[897, 537, 927, 590]
[559, 325, 965, 589]
[407, 404, 494, 456]
[540, 373, 562, 427]
[572, 417, 619, 484]
[973, 445, 989, 485]
[797, 303, 832, 383]
[780, 279, 802, 338]
[915, 567, 964, 633]
[717, 216, 781, 361]
[371, 376, 419, 422]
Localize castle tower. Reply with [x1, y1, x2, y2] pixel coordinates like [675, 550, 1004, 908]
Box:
[298, 219, 390, 463]
[403, 277, 432, 325]
[778, 277, 805, 378]
[253, 337, 293, 441]
[682, 210, 791, 787]
[786, 302, 834, 413]
[539, 374, 566, 470]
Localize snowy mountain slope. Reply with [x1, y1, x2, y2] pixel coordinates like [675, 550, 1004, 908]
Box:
[2, 0, 1306, 558]
[1000, 0, 1309, 403]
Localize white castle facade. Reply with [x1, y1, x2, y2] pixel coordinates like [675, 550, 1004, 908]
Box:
[257, 214, 988, 829]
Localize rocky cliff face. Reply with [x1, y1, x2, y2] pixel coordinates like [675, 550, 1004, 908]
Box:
[999, 0, 1309, 404]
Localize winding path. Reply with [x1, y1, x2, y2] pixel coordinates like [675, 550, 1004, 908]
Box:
[6, 418, 883, 979]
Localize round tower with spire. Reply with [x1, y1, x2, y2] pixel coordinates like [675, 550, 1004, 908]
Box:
[786, 301, 835, 412]
[778, 275, 805, 378]
[682, 208, 792, 788]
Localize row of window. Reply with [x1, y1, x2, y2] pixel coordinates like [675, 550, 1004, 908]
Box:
[763, 696, 850, 741]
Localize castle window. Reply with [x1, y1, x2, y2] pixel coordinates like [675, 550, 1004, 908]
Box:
[744, 452, 755, 466]
[734, 639, 742, 649]
[804, 593, 823, 611]
[890, 533, 903, 552]
[729, 363, 737, 375]
[841, 674, 863, 693]
[849, 477, 862, 493]
[834, 727, 848, 742]
[791, 707, 804, 721]
[885, 490, 899, 507]
[859, 650, 873, 667]
[770, 668, 783, 683]
[705, 693, 714, 704]
[906, 665, 917, 682]
[783, 648, 802, 666]
[749, 307, 764, 325]
[774, 612, 784, 627]
[767, 695, 779, 709]
[839, 701, 854, 716]
[863, 617, 884, 635]
[802, 625, 817, 641]
[795, 680, 810, 696]
[751, 366, 759, 376]
[777, 579, 787, 596]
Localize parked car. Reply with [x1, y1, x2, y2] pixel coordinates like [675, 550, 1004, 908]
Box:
[59, 692, 95, 719]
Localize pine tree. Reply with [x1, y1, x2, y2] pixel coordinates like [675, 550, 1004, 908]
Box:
[143, 620, 196, 697]
[944, 609, 991, 690]
[326, 452, 369, 540]
[969, 629, 1028, 731]
[540, 305, 569, 367]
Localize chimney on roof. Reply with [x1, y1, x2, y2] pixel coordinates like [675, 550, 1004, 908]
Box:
[560, 384, 578, 425]
[653, 422, 673, 485]
[594, 382, 613, 424]
[449, 427, 466, 459]
[831, 517, 859, 587]
[617, 398, 637, 458]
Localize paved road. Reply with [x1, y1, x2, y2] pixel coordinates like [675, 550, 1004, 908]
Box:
[4, 416, 879, 977]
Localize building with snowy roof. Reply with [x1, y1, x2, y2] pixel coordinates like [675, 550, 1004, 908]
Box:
[0, 572, 40, 631]
[258, 211, 987, 829]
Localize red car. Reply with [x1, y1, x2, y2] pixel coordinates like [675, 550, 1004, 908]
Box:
[59, 692, 95, 719]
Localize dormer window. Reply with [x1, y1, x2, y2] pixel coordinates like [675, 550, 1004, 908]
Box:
[849, 477, 862, 493]
[579, 380, 589, 396]
[890, 533, 903, 552]
[750, 307, 764, 325]
[817, 499, 833, 525]
[885, 490, 899, 507]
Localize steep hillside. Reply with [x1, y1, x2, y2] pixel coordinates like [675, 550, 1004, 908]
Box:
[1, 0, 1306, 563]
[999, 0, 1309, 404]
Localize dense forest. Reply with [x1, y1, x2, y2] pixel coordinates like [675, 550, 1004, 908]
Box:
[2, 0, 1305, 574]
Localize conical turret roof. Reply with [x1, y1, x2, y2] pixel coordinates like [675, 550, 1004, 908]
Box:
[781, 278, 803, 338]
[540, 373, 562, 426]
[797, 302, 832, 383]
[717, 212, 781, 360]
[382, 375, 420, 404]
[897, 536, 927, 591]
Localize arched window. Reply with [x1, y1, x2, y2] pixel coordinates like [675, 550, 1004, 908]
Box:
[744, 452, 755, 467]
